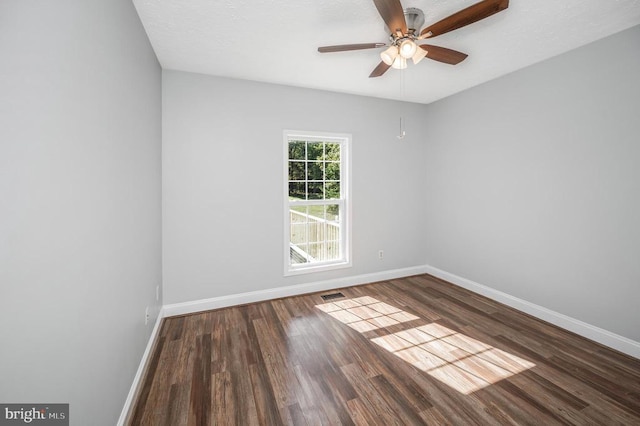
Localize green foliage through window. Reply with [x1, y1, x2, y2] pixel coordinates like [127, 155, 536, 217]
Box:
[288, 140, 341, 211]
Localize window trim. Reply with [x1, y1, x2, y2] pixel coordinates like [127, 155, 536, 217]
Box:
[283, 130, 352, 276]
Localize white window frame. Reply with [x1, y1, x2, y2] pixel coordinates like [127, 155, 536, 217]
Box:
[283, 130, 352, 276]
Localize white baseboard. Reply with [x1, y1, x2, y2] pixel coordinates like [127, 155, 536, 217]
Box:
[117, 307, 165, 426]
[162, 265, 429, 317]
[422, 264, 640, 359]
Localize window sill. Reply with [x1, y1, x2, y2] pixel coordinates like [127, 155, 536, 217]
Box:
[285, 260, 352, 277]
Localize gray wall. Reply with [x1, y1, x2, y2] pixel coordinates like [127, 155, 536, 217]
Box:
[162, 70, 428, 304]
[423, 25, 640, 342]
[0, 1, 162, 425]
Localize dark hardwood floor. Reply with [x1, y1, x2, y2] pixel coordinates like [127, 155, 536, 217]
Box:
[129, 274, 640, 425]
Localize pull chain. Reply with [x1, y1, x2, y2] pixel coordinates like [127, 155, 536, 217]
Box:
[397, 68, 406, 139]
[397, 117, 406, 139]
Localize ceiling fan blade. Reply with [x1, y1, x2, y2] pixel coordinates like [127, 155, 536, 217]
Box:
[369, 61, 392, 78]
[420, 0, 509, 38]
[318, 43, 386, 53]
[420, 45, 468, 65]
[373, 0, 407, 35]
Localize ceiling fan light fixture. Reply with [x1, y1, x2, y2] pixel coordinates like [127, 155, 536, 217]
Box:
[412, 47, 428, 64]
[380, 45, 398, 65]
[399, 39, 417, 59]
[317, 0, 510, 78]
[391, 56, 407, 70]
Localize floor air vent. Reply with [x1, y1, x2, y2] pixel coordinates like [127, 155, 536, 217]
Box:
[321, 292, 345, 301]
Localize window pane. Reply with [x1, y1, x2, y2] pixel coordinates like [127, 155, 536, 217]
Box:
[325, 204, 340, 222]
[325, 182, 340, 199]
[289, 182, 306, 199]
[291, 243, 309, 264]
[307, 205, 324, 219]
[289, 161, 305, 181]
[325, 143, 340, 161]
[307, 142, 323, 161]
[308, 243, 324, 261]
[327, 240, 340, 258]
[326, 162, 340, 180]
[290, 223, 307, 245]
[308, 182, 323, 200]
[289, 141, 306, 160]
[307, 220, 322, 243]
[326, 204, 340, 261]
[290, 205, 308, 217]
[307, 161, 323, 181]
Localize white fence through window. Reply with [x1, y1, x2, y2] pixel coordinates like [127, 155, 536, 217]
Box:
[290, 209, 340, 264]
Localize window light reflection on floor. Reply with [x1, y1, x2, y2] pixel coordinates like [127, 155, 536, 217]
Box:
[315, 296, 420, 332]
[315, 296, 535, 394]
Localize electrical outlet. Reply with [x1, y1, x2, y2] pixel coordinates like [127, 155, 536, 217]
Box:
[145, 306, 150, 325]
[378, 250, 384, 260]
[156, 285, 160, 302]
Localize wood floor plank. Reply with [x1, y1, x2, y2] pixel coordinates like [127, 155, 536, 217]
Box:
[248, 362, 283, 425]
[369, 374, 427, 425]
[129, 274, 640, 425]
[340, 362, 405, 425]
[548, 354, 640, 415]
[493, 379, 577, 425]
[252, 317, 298, 408]
[163, 383, 182, 426]
[477, 402, 519, 426]
[212, 371, 232, 425]
[227, 325, 260, 425]
[188, 333, 211, 426]
[291, 364, 334, 425]
[287, 403, 308, 426]
[345, 397, 382, 426]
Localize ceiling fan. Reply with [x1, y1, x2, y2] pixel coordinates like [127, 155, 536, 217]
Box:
[317, 0, 509, 77]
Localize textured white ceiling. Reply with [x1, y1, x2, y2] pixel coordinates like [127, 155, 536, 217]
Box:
[133, 0, 640, 104]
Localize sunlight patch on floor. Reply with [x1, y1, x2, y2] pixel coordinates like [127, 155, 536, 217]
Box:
[316, 297, 535, 394]
[315, 296, 419, 333]
[372, 323, 535, 394]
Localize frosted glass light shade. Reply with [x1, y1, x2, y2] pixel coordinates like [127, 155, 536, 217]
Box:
[391, 56, 407, 70]
[380, 46, 399, 65]
[412, 47, 428, 64]
[399, 39, 417, 59]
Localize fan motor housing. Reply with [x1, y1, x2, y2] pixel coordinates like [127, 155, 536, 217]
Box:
[384, 7, 425, 35]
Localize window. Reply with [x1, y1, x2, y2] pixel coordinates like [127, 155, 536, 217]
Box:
[284, 131, 351, 275]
